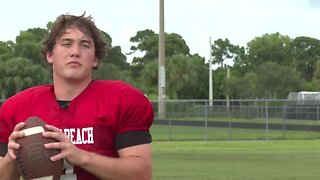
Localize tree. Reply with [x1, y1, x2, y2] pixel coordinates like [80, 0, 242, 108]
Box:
[14, 28, 48, 65]
[93, 30, 130, 81]
[254, 62, 305, 98]
[229, 71, 258, 99]
[165, 54, 207, 99]
[137, 60, 158, 96]
[211, 38, 234, 68]
[212, 67, 229, 99]
[138, 54, 207, 99]
[0, 41, 14, 61]
[127, 29, 192, 86]
[0, 57, 50, 98]
[100, 30, 112, 49]
[230, 45, 248, 76]
[246, 32, 292, 67]
[292, 36, 320, 80]
[104, 46, 129, 69]
[93, 62, 130, 82]
[129, 29, 190, 65]
[129, 29, 157, 65]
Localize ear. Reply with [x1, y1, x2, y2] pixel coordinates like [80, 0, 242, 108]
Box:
[46, 52, 54, 64]
[92, 57, 99, 68]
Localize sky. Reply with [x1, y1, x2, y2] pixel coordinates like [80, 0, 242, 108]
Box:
[1, 0, 320, 62]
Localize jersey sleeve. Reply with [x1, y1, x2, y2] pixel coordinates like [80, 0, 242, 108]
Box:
[114, 86, 154, 149]
[0, 100, 16, 143]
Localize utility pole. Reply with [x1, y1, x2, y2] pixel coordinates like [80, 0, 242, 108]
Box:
[158, 0, 166, 119]
[226, 66, 230, 111]
[209, 37, 213, 106]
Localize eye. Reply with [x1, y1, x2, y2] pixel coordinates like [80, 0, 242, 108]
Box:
[81, 42, 90, 48]
[61, 40, 72, 47]
[81, 41, 91, 48]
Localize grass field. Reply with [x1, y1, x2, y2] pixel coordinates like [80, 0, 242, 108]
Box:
[152, 140, 320, 180]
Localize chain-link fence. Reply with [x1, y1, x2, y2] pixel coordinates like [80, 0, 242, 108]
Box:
[150, 99, 320, 141]
[2, 99, 320, 141]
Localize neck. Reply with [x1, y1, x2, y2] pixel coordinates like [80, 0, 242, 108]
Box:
[53, 77, 92, 101]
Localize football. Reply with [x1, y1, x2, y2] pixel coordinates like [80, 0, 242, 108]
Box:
[14, 116, 63, 180]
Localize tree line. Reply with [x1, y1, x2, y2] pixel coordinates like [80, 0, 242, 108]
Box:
[0, 21, 320, 100]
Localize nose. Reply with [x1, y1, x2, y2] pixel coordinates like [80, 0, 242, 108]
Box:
[70, 44, 81, 57]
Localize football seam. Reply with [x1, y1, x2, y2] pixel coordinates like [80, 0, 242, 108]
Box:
[16, 150, 27, 177]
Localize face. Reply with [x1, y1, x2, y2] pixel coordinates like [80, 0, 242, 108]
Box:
[46, 27, 98, 83]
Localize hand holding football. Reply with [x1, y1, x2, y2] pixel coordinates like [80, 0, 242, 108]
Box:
[14, 116, 63, 180]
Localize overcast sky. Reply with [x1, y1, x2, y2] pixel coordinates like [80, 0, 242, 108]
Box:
[1, 0, 320, 62]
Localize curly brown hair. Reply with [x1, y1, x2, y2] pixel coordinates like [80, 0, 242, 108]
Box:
[41, 13, 107, 62]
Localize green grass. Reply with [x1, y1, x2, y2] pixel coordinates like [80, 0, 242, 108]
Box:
[152, 140, 320, 180]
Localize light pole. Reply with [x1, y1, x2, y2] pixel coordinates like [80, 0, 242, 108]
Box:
[158, 0, 166, 118]
[209, 37, 213, 106]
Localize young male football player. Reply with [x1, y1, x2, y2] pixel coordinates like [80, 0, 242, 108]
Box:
[0, 13, 154, 180]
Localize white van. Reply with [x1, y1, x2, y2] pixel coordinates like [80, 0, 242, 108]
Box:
[287, 91, 320, 106]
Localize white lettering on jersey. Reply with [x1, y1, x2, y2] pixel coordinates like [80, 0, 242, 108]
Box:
[61, 127, 94, 145]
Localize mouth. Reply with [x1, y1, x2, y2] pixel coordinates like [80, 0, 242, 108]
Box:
[67, 61, 81, 67]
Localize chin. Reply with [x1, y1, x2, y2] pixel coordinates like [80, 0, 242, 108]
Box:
[66, 73, 91, 82]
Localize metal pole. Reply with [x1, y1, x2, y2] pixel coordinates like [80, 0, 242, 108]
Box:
[158, 0, 166, 119]
[226, 67, 230, 111]
[209, 37, 213, 106]
[205, 101, 208, 141]
[265, 100, 269, 141]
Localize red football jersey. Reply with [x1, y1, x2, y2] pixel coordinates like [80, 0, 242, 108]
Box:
[0, 80, 154, 179]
